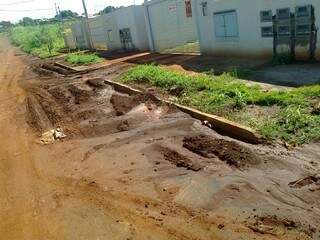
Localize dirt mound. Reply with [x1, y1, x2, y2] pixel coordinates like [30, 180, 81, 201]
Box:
[48, 87, 72, 104]
[117, 120, 130, 131]
[183, 135, 261, 169]
[110, 94, 141, 116]
[68, 85, 93, 104]
[248, 215, 315, 237]
[76, 109, 98, 121]
[41, 63, 71, 75]
[26, 95, 52, 133]
[86, 78, 106, 89]
[161, 147, 202, 171]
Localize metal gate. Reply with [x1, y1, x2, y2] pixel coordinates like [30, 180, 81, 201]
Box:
[119, 28, 134, 51]
[273, 5, 318, 61]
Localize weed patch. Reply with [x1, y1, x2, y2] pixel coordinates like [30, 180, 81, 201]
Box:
[65, 52, 102, 66]
[10, 24, 64, 58]
[122, 65, 320, 145]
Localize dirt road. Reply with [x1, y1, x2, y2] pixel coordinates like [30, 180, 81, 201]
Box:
[0, 36, 319, 240]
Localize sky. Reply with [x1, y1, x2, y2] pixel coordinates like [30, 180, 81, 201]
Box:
[0, 0, 145, 22]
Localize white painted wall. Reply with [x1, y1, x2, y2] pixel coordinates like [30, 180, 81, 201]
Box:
[87, 16, 108, 50]
[72, 20, 89, 49]
[63, 28, 76, 49]
[194, 0, 320, 59]
[145, 0, 198, 52]
[85, 6, 149, 52]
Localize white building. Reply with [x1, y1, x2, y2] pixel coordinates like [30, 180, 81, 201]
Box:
[144, 0, 198, 52]
[72, 20, 90, 49]
[101, 5, 149, 52]
[193, 0, 320, 60]
[65, 6, 149, 52]
[63, 28, 77, 50]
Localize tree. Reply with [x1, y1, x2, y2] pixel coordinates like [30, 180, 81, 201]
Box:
[19, 17, 35, 26]
[0, 21, 13, 32]
[55, 10, 78, 20]
[98, 6, 117, 15]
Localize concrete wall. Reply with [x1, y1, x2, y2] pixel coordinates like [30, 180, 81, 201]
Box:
[87, 6, 149, 52]
[72, 20, 89, 49]
[87, 16, 108, 50]
[113, 6, 149, 51]
[194, 0, 320, 60]
[144, 0, 198, 52]
[63, 28, 76, 50]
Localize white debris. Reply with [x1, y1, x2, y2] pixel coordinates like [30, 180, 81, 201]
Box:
[39, 128, 66, 145]
[202, 120, 212, 129]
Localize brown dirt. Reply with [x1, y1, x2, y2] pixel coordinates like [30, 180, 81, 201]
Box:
[68, 84, 94, 105]
[183, 134, 261, 169]
[1, 36, 320, 240]
[248, 215, 316, 237]
[85, 78, 106, 88]
[289, 175, 320, 188]
[160, 146, 202, 171]
[110, 93, 141, 116]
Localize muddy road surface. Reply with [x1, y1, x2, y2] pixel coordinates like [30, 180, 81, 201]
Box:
[0, 36, 320, 240]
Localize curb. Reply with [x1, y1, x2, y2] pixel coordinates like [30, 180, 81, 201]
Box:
[102, 79, 262, 144]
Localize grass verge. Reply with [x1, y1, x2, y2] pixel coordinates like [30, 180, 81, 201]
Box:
[10, 24, 64, 58]
[65, 52, 103, 66]
[122, 65, 320, 145]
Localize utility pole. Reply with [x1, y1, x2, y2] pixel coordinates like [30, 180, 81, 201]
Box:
[81, 0, 93, 50]
[54, 2, 59, 16]
[81, 0, 89, 18]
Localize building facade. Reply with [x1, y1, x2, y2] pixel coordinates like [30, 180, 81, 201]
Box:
[144, 0, 198, 52]
[103, 5, 149, 52]
[193, 0, 320, 60]
[65, 6, 149, 52]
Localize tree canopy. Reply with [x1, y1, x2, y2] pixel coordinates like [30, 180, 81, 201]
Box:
[55, 10, 79, 20]
[98, 6, 123, 15]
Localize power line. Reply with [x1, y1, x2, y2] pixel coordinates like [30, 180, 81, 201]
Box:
[0, 8, 53, 12]
[0, 0, 36, 6]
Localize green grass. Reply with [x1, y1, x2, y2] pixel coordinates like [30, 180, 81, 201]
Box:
[10, 24, 64, 58]
[65, 52, 103, 66]
[122, 65, 320, 145]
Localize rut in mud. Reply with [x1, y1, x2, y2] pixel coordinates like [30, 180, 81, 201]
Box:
[182, 134, 262, 169]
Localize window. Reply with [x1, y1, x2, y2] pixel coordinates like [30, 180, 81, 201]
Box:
[201, 2, 208, 16]
[295, 5, 311, 18]
[185, 0, 192, 18]
[276, 8, 290, 20]
[261, 26, 273, 37]
[296, 24, 311, 36]
[214, 10, 238, 38]
[107, 30, 113, 42]
[278, 25, 290, 36]
[260, 10, 272, 22]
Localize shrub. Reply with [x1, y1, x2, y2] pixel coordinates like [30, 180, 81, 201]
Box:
[10, 24, 64, 58]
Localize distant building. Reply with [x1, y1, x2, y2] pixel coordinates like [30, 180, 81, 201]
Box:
[64, 6, 149, 52]
[193, 0, 320, 60]
[93, 5, 149, 51]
